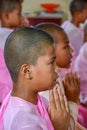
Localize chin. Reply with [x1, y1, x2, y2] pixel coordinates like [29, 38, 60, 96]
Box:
[64, 63, 70, 69]
[48, 84, 55, 90]
[66, 65, 70, 68]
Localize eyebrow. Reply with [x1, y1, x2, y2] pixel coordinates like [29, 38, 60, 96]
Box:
[65, 40, 69, 44]
[50, 56, 56, 61]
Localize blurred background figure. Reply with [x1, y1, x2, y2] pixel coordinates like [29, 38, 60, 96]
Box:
[73, 23, 87, 128]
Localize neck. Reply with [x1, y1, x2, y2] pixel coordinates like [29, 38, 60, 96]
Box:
[0, 20, 14, 29]
[1, 20, 9, 28]
[71, 17, 80, 27]
[11, 82, 38, 104]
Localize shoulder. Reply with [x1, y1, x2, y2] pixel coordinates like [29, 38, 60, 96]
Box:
[3, 96, 44, 130]
[10, 110, 42, 130]
[61, 20, 78, 34]
[61, 20, 70, 28]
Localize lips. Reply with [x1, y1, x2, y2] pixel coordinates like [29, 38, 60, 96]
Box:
[69, 55, 73, 63]
[70, 53, 73, 60]
[53, 79, 57, 86]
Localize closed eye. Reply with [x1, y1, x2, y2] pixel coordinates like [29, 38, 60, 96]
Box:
[50, 60, 55, 64]
[64, 44, 70, 49]
[49, 56, 56, 65]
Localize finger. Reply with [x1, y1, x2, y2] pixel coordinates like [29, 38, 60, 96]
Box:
[49, 89, 56, 110]
[48, 103, 51, 116]
[53, 87, 61, 110]
[67, 72, 76, 87]
[69, 71, 76, 85]
[64, 73, 69, 86]
[74, 72, 80, 87]
[63, 95, 69, 113]
[64, 72, 71, 88]
[68, 72, 79, 92]
[73, 72, 80, 88]
[56, 87, 66, 110]
[72, 72, 78, 86]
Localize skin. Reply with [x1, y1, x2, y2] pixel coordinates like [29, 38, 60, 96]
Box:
[54, 30, 81, 130]
[76, 122, 86, 130]
[1, 3, 22, 28]
[71, 7, 87, 27]
[19, 0, 24, 3]
[35, 26, 82, 129]
[11, 44, 70, 130]
[64, 71, 80, 103]
[48, 87, 70, 130]
[7, 4, 22, 28]
[54, 30, 80, 103]
[55, 30, 73, 68]
[30, 45, 57, 92]
[12, 45, 57, 104]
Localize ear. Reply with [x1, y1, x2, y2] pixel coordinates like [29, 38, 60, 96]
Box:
[2, 11, 10, 20]
[20, 64, 33, 80]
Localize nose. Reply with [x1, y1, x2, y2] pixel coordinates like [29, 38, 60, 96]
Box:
[55, 71, 58, 80]
[70, 46, 73, 54]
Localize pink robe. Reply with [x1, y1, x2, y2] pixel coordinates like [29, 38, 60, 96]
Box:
[0, 49, 12, 104]
[1, 94, 54, 130]
[0, 28, 13, 50]
[73, 43, 87, 128]
[0, 91, 11, 130]
[0, 27, 13, 104]
[73, 43, 87, 104]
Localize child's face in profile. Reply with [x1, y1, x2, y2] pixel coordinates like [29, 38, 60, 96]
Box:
[32, 45, 57, 92]
[8, 3, 22, 28]
[55, 31, 73, 68]
[78, 7, 87, 23]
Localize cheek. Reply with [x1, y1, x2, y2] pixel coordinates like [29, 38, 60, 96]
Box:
[63, 52, 70, 62]
[16, 15, 21, 23]
[36, 67, 54, 88]
[14, 13, 21, 21]
[56, 51, 70, 67]
[82, 12, 87, 21]
[41, 66, 55, 81]
[55, 50, 63, 63]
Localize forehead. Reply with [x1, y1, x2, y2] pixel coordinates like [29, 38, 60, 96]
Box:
[54, 30, 69, 43]
[44, 44, 55, 56]
[37, 46, 56, 66]
[81, 4, 87, 12]
[37, 45, 55, 62]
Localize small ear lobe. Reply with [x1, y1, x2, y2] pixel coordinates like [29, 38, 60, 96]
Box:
[2, 11, 9, 19]
[20, 64, 33, 79]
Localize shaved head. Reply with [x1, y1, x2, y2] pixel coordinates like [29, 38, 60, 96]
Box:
[69, 0, 87, 16]
[4, 27, 54, 82]
[35, 22, 65, 43]
[0, 0, 20, 17]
